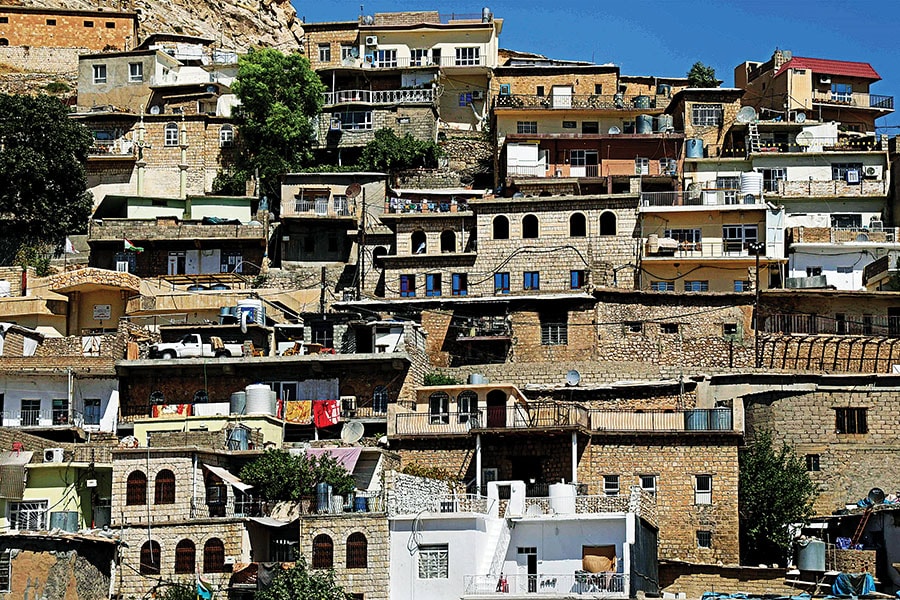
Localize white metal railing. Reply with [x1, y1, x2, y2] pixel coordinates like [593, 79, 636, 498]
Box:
[464, 573, 628, 596]
[646, 240, 777, 259]
[323, 88, 435, 105]
[507, 163, 547, 177]
[811, 90, 894, 109]
[640, 190, 761, 207]
[394, 493, 494, 515]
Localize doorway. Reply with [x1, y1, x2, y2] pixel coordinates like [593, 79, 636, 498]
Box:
[486, 389, 507, 427]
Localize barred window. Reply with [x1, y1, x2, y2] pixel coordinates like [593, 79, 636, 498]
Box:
[9, 500, 47, 531]
[203, 538, 226, 573]
[517, 121, 538, 134]
[140, 541, 161, 575]
[835, 408, 867, 434]
[691, 104, 723, 126]
[126, 470, 147, 505]
[697, 530, 712, 548]
[0, 550, 9, 592]
[312, 534, 334, 569]
[346, 532, 368, 568]
[541, 312, 568, 346]
[174, 539, 195, 574]
[603, 475, 619, 496]
[154, 469, 175, 505]
[418, 544, 448, 579]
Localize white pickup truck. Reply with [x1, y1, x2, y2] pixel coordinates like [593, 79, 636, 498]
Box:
[150, 334, 243, 359]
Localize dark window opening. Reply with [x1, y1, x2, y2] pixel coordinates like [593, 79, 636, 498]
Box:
[805, 454, 821, 472]
[570, 213, 587, 237]
[312, 534, 334, 569]
[140, 541, 160, 575]
[174, 539, 196, 574]
[154, 469, 175, 504]
[493, 216, 509, 239]
[126, 471, 147, 505]
[835, 408, 867, 434]
[600, 212, 617, 235]
[346, 532, 368, 568]
[522, 214, 539, 239]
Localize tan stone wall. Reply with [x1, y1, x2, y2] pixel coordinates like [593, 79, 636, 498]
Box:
[681, 97, 742, 158]
[0, 8, 136, 51]
[0, 46, 82, 73]
[492, 71, 619, 98]
[659, 563, 796, 598]
[0, 538, 114, 600]
[304, 27, 359, 70]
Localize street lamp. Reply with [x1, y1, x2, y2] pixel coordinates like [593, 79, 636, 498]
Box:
[748, 241, 765, 368]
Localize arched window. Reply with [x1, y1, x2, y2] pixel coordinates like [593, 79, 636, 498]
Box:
[570, 213, 587, 237]
[492, 216, 509, 240]
[164, 122, 179, 147]
[600, 211, 617, 236]
[174, 539, 196, 574]
[411, 230, 427, 254]
[203, 538, 226, 573]
[126, 470, 147, 505]
[346, 532, 368, 568]
[219, 124, 234, 147]
[154, 469, 175, 505]
[0, 39, 9, 47]
[312, 534, 334, 569]
[457, 390, 478, 424]
[373, 385, 389, 414]
[522, 214, 539, 239]
[372, 246, 387, 269]
[429, 392, 450, 424]
[140, 540, 161, 575]
[440, 230, 456, 253]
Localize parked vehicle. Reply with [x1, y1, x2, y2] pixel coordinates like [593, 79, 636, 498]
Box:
[149, 334, 243, 359]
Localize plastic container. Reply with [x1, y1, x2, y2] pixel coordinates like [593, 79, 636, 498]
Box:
[354, 496, 369, 512]
[686, 138, 704, 158]
[684, 409, 710, 430]
[245, 384, 273, 415]
[796, 538, 826, 571]
[635, 114, 654, 134]
[468, 373, 486, 385]
[316, 483, 332, 513]
[740, 171, 764, 197]
[237, 298, 265, 325]
[331, 495, 344, 514]
[230, 391, 246, 415]
[656, 114, 674, 133]
[549, 483, 576, 515]
[226, 428, 249, 451]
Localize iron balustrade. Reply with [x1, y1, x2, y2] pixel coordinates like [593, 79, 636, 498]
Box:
[393, 403, 589, 435]
[464, 573, 628, 596]
[640, 190, 759, 207]
[495, 93, 668, 111]
[811, 90, 894, 109]
[591, 408, 733, 432]
[763, 313, 900, 337]
[322, 88, 436, 106]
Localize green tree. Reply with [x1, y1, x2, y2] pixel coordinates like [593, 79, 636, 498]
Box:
[239, 449, 356, 501]
[358, 128, 442, 173]
[158, 583, 195, 600]
[686, 61, 719, 87]
[231, 48, 325, 197]
[0, 94, 93, 261]
[739, 430, 818, 564]
[255, 558, 350, 600]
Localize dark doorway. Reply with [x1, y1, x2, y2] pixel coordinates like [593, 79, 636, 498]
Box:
[486, 389, 507, 427]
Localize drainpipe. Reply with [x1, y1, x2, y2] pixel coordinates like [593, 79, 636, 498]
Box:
[475, 433, 482, 493]
[179, 117, 188, 199]
[67, 368, 73, 426]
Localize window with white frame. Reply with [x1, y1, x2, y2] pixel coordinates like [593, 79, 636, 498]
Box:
[374, 49, 397, 68]
[694, 475, 712, 504]
[164, 123, 179, 146]
[691, 104, 723, 126]
[640, 474, 657, 496]
[128, 62, 143, 82]
[418, 544, 448, 578]
[455, 47, 480, 66]
[540, 313, 568, 346]
[723, 224, 758, 252]
[517, 121, 537, 134]
[603, 475, 620, 496]
[9, 500, 48, 531]
[760, 168, 786, 193]
[92, 64, 107, 84]
[339, 111, 373, 130]
[318, 43, 331, 63]
[340, 44, 354, 61]
[219, 125, 234, 147]
[411, 48, 429, 66]
[664, 228, 702, 245]
[716, 176, 740, 204]
[650, 281, 675, 292]
[832, 163, 864, 181]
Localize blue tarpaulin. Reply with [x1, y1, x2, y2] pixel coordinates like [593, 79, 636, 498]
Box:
[831, 572, 876, 596]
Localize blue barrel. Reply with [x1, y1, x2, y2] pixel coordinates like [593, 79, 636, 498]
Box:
[316, 483, 332, 513]
[686, 138, 704, 158]
[636, 114, 654, 134]
[354, 496, 368, 512]
[226, 427, 249, 450]
[657, 83, 672, 97]
[710, 408, 733, 430]
[684, 409, 710, 430]
[656, 114, 674, 133]
[633, 95, 651, 108]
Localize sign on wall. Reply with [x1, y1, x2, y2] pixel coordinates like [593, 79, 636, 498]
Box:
[93, 304, 111, 321]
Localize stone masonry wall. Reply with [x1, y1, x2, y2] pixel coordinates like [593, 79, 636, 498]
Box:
[0, 46, 83, 73]
[0, 539, 114, 600]
[659, 563, 796, 598]
[0, 9, 135, 51]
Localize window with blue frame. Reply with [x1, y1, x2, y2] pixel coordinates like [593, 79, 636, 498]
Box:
[733, 280, 751, 292]
[83, 398, 101, 425]
[570, 270, 586, 290]
[426, 274, 442, 297]
[523, 271, 540, 290]
[494, 272, 510, 294]
[684, 280, 709, 292]
[651, 281, 675, 292]
[458, 92, 473, 107]
[451, 273, 468, 296]
[400, 274, 416, 297]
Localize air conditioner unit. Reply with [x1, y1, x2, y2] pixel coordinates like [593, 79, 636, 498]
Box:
[845, 169, 860, 184]
[471, 90, 484, 100]
[224, 557, 236, 565]
[819, 76, 831, 84]
[44, 448, 64, 463]
[864, 165, 881, 178]
[365, 35, 378, 46]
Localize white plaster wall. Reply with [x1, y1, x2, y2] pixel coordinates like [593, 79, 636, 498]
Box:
[789, 247, 879, 290]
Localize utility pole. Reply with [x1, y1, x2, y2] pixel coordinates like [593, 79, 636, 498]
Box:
[750, 242, 765, 368]
[358, 187, 366, 297]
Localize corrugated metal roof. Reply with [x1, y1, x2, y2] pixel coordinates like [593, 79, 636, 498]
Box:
[774, 57, 881, 80]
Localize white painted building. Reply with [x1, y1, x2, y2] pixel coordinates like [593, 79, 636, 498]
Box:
[0, 372, 118, 433]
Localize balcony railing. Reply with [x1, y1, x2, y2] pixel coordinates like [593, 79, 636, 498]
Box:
[771, 179, 887, 198]
[385, 198, 468, 214]
[645, 240, 777, 259]
[398, 493, 495, 515]
[284, 197, 356, 218]
[190, 495, 271, 519]
[4, 410, 84, 428]
[507, 163, 548, 177]
[89, 139, 136, 157]
[495, 93, 667, 111]
[393, 403, 590, 436]
[640, 190, 762, 207]
[464, 573, 628, 597]
[812, 90, 894, 110]
[364, 55, 485, 69]
[322, 88, 435, 106]
[592, 408, 733, 432]
[763, 313, 900, 337]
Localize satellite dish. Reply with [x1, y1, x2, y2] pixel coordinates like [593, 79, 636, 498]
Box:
[345, 183, 362, 199]
[607, 126, 621, 134]
[362, 14, 375, 25]
[565, 369, 581, 386]
[340, 421, 365, 444]
[795, 130, 814, 147]
[350, 47, 360, 59]
[794, 112, 807, 124]
[149, 105, 161, 115]
[736, 106, 757, 123]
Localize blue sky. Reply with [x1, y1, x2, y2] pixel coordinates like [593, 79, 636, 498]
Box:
[296, 0, 900, 131]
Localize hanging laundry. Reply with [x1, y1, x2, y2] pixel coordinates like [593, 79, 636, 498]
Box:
[285, 400, 312, 424]
[313, 399, 340, 428]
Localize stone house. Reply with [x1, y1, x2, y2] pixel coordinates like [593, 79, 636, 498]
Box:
[0, 6, 137, 51]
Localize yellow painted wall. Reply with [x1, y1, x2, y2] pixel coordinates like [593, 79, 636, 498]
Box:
[133, 414, 284, 447]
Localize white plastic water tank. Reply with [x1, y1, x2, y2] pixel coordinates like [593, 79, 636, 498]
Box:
[548, 483, 576, 515]
[740, 171, 764, 197]
[245, 384, 273, 415]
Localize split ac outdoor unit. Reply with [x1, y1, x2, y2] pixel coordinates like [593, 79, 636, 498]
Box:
[365, 35, 378, 46]
[44, 448, 64, 463]
[471, 90, 484, 100]
[864, 166, 881, 178]
[819, 76, 831, 84]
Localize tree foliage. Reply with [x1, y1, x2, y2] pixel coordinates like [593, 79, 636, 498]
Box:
[0, 94, 93, 259]
[157, 583, 195, 600]
[255, 558, 350, 600]
[231, 49, 325, 196]
[239, 449, 356, 500]
[687, 61, 719, 87]
[739, 430, 818, 564]
[358, 128, 442, 173]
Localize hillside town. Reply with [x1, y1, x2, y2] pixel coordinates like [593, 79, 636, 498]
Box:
[0, 4, 899, 600]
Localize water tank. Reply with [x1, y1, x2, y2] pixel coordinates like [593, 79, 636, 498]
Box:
[710, 408, 733, 430]
[549, 483, 576, 515]
[230, 391, 246, 415]
[796, 538, 826, 571]
[684, 409, 710, 430]
[316, 483, 332, 513]
[468, 373, 486, 385]
[685, 138, 704, 158]
[656, 114, 674, 133]
[226, 427, 249, 451]
[482, 7, 491, 22]
[355, 496, 369, 512]
[331, 494, 344, 514]
[237, 298, 265, 325]
[245, 384, 273, 415]
[50, 511, 79, 533]
[636, 114, 654, 134]
[633, 95, 651, 109]
[740, 171, 764, 197]
[656, 83, 672, 97]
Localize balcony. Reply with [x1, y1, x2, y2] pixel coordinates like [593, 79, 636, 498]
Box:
[88, 138, 136, 158]
[396, 493, 495, 515]
[385, 198, 468, 214]
[393, 403, 590, 437]
[190, 495, 270, 519]
[282, 197, 356, 219]
[464, 573, 628, 597]
[592, 408, 734, 433]
[644, 240, 779, 260]
[770, 179, 887, 198]
[811, 90, 894, 110]
[364, 55, 485, 69]
[322, 88, 435, 106]
[790, 226, 898, 245]
[640, 190, 763, 209]
[5, 410, 84, 429]
[88, 219, 265, 242]
[763, 313, 900, 337]
[454, 316, 512, 341]
[494, 93, 668, 111]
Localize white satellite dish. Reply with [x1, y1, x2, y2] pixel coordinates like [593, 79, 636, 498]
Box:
[608, 126, 621, 135]
[795, 130, 814, 147]
[565, 369, 581, 386]
[340, 421, 365, 444]
[794, 112, 807, 124]
[149, 105, 161, 115]
[736, 106, 757, 123]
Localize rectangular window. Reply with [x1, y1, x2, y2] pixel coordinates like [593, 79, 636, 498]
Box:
[52, 398, 68, 425]
[594, 83, 603, 94]
[341, 44, 354, 61]
[640, 475, 657, 496]
[660, 323, 679, 334]
[92, 64, 107, 84]
[426, 274, 442, 297]
[0, 17, 8, 23]
[723, 224, 758, 253]
[562, 120, 577, 129]
[400, 274, 416, 297]
[455, 47, 480, 66]
[523, 271, 540, 291]
[835, 408, 867, 434]
[806, 266, 822, 277]
[832, 163, 863, 182]
[318, 43, 331, 63]
[805, 454, 821, 472]
[0, 550, 9, 592]
[339, 111, 373, 130]
[9, 500, 48, 531]
[836, 266, 853, 274]
[697, 530, 712, 548]
[723, 323, 738, 336]
[494, 272, 510, 294]
[310, 323, 334, 348]
[536, 85, 545, 96]
[570, 270, 586, 290]
[684, 280, 709, 292]
[650, 281, 675, 292]
[831, 82, 852, 103]
[716, 176, 741, 204]
[458, 92, 473, 107]
[695, 475, 712, 504]
[760, 168, 787, 193]
[375, 48, 397, 68]
[540, 313, 568, 346]
[21, 399, 39, 427]
[733, 280, 751, 292]
[691, 103, 723, 126]
[84, 20, 94, 27]
[46, 18, 56, 25]
[581, 121, 599, 134]
[410, 48, 428, 66]
[105, 21, 115, 28]
[129, 62, 143, 82]
[664, 228, 702, 244]
[429, 394, 449, 424]
[83, 398, 101, 425]
[625, 321, 643, 333]
[517, 121, 538, 134]
[418, 544, 448, 579]
[603, 475, 619, 496]
[164, 125, 179, 147]
[451, 273, 468, 296]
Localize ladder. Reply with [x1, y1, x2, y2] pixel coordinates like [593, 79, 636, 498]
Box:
[851, 507, 873, 545]
[747, 121, 761, 155]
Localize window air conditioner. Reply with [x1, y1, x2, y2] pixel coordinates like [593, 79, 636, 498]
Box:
[471, 90, 484, 100]
[864, 166, 880, 177]
[365, 35, 378, 46]
[44, 448, 65, 463]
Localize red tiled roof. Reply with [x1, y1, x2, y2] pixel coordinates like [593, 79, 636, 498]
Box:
[774, 57, 881, 81]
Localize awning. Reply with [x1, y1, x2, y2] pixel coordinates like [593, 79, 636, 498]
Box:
[249, 516, 293, 528]
[203, 463, 252, 492]
[305, 447, 361, 473]
[0, 451, 33, 500]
